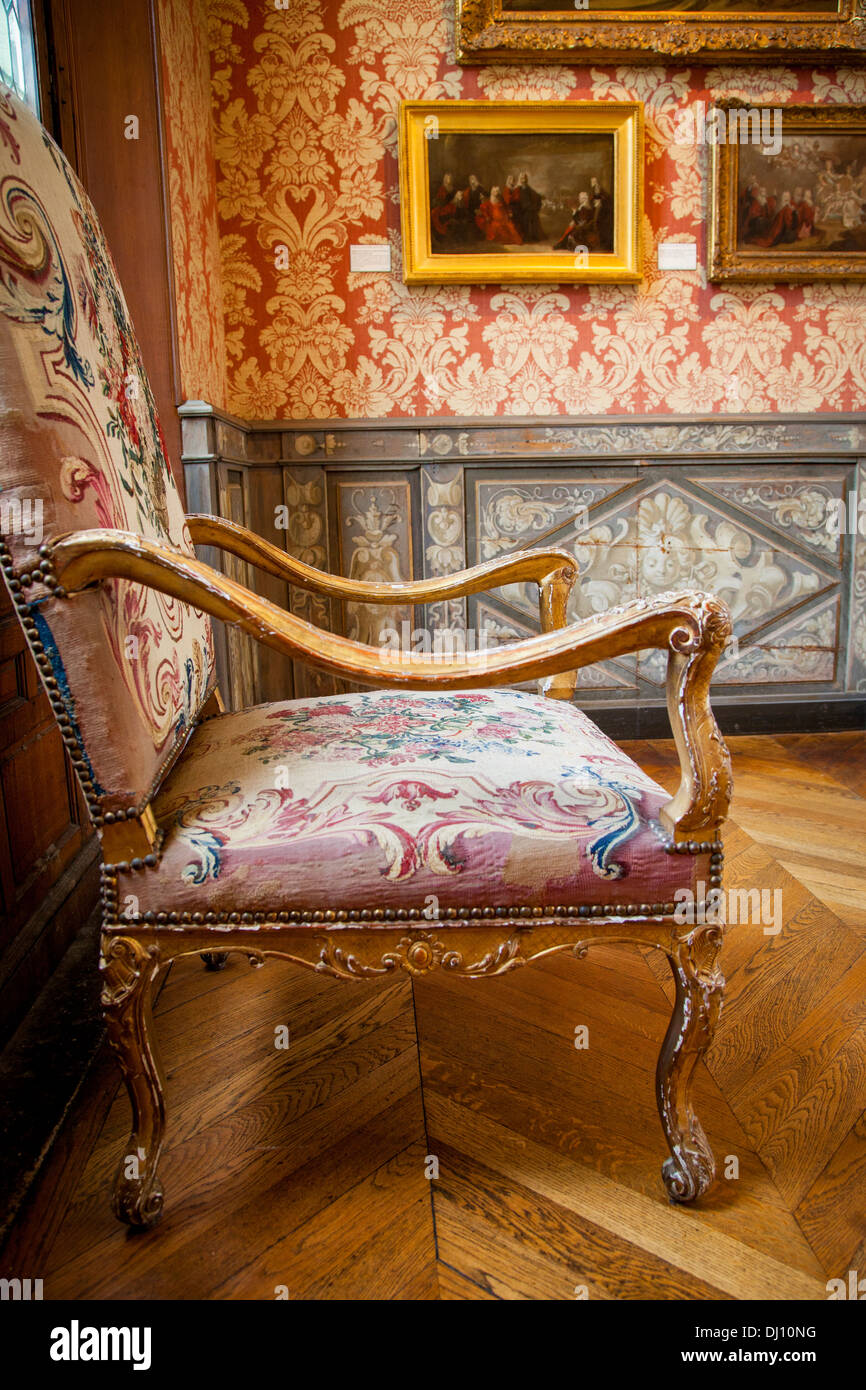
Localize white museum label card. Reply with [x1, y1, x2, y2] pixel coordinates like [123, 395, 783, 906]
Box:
[658, 242, 697, 271]
[350, 244, 391, 272]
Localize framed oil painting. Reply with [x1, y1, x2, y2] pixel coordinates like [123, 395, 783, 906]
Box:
[709, 104, 866, 283]
[455, 1, 866, 67]
[398, 101, 643, 285]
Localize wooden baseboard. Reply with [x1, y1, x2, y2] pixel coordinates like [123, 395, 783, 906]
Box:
[589, 696, 865, 743]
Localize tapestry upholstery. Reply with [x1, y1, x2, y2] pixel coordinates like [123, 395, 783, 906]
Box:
[114, 690, 705, 918]
[0, 90, 214, 810]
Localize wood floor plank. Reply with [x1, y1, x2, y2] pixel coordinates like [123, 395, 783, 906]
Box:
[46, 1029, 422, 1296]
[427, 1096, 827, 1300]
[437, 1261, 498, 1300]
[722, 735, 866, 937]
[794, 1110, 866, 1277]
[434, 1142, 732, 1300]
[740, 1021, 866, 1209]
[214, 1143, 435, 1301]
[419, 991, 826, 1276]
[775, 732, 866, 800]
[710, 911, 863, 1094]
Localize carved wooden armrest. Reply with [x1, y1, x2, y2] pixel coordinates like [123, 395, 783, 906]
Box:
[187, 513, 575, 608]
[47, 529, 733, 842]
[188, 513, 579, 699]
[188, 513, 577, 694]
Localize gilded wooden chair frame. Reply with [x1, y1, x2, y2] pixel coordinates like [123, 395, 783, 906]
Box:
[6, 515, 732, 1229]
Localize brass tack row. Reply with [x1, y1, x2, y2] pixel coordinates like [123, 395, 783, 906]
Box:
[99, 899, 682, 927]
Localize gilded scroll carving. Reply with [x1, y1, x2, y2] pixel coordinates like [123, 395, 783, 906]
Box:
[315, 929, 527, 978]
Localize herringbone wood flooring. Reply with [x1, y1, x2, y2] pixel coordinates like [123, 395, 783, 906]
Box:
[4, 733, 864, 1299]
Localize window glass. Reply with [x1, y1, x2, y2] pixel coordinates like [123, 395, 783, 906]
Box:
[0, 0, 39, 116]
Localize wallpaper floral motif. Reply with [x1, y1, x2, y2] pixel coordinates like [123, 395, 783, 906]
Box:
[205, 0, 866, 421]
[159, 0, 228, 409]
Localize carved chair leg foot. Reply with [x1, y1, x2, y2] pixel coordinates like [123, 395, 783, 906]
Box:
[656, 926, 724, 1204]
[200, 951, 228, 971]
[101, 936, 166, 1229]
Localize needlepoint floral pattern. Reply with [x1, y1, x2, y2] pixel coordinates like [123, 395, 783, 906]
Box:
[130, 689, 698, 916]
[0, 91, 214, 803]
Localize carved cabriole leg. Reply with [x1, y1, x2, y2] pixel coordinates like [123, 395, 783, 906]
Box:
[100, 935, 166, 1228]
[657, 923, 725, 1203]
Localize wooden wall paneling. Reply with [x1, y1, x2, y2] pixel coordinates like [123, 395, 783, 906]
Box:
[634, 461, 847, 698]
[246, 453, 294, 704]
[420, 463, 467, 641]
[284, 428, 419, 466]
[183, 454, 230, 707]
[693, 460, 851, 694]
[175, 407, 866, 730]
[281, 465, 338, 701]
[226, 422, 294, 700]
[415, 415, 866, 463]
[686, 460, 850, 695]
[465, 462, 642, 698]
[327, 470, 421, 657]
[217, 464, 258, 710]
[850, 459, 866, 695]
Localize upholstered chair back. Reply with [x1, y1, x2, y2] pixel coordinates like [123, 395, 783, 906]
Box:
[0, 91, 214, 817]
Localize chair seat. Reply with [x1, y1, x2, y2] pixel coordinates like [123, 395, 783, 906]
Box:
[116, 689, 702, 922]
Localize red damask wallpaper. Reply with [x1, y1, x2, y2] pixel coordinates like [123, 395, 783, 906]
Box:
[159, 0, 228, 410]
[200, 0, 866, 421]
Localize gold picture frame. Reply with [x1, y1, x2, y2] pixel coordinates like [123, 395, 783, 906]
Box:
[709, 103, 866, 284]
[455, 1, 866, 67]
[398, 101, 643, 286]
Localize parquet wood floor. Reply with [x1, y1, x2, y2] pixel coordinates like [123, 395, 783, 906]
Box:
[3, 733, 864, 1299]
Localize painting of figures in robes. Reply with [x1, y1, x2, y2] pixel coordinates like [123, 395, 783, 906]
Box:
[710, 105, 866, 283]
[399, 102, 642, 285]
[427, 132, 615, 256]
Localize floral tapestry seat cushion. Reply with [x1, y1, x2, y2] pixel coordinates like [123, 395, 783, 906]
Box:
[116, 689, 705, 921]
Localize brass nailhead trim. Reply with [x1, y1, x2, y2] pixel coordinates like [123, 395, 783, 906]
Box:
[1, 538, 100, 815]
[649, 819, 723, 857]
[104, 900, 682, 928]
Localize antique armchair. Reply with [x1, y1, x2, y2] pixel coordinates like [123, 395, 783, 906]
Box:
[0, 92, 732, 1233]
